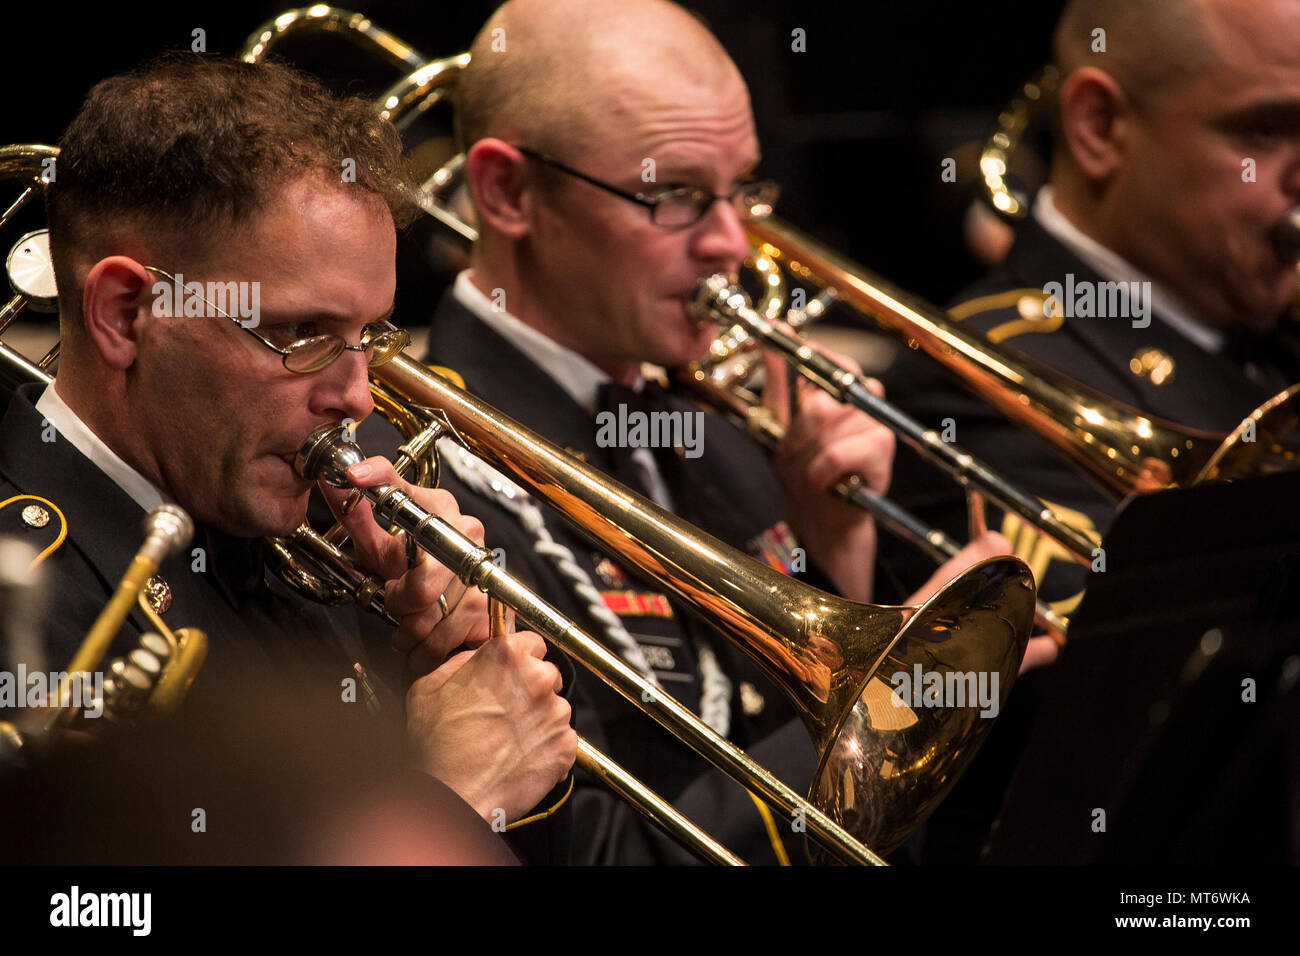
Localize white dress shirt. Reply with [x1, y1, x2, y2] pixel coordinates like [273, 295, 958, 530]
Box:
[35, 383, 169, 513]
[1033, 185, 1225, 355]
[451, 272, 675, 508]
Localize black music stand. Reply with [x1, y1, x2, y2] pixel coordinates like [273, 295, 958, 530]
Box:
[982, 469, 1300, 864]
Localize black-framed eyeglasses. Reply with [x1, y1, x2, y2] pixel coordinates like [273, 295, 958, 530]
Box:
[143, 265, 410, 374]
[514, 146, 780, 228]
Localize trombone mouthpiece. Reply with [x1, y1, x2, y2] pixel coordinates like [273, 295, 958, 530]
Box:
[692, 274, 746, 328]
[295, 423, 366, 487]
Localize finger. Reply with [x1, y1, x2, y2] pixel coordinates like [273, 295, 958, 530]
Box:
[903, 531, 1012, 606]
[780, 389, 862, 459]
[319, 456, 409, 580]
[1019, 635, 1060, 674]
[760, 349, 792, 429]
[966, 529, 1013, 558]
[531, 659, 564, 696]
[391, 581, 473, 660]
[505, 628, 548, 661]
[801, 427, 895, 495]
[385, 555, 462, 626]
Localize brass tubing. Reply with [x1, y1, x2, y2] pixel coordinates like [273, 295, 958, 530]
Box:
[42, 506, 194, 731]
[676, 359, 1071, 643]
[746, 216, 1228, 497]
[696, 276, 1098, 565]
[574, 740, 747, 866]
[364, 356, 1033, 857]
[487, 597, 746, 866]
[296, 421, 890, 866]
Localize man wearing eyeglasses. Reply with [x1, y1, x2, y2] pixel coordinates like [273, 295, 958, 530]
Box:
[0, 54, 576, 862]
[411, 0, 1024, 864]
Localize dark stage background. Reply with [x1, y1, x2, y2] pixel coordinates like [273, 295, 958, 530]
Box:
[3, 1, 1066, 321]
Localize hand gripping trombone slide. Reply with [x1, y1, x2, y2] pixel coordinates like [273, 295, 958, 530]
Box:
[295, 422, 870, 865]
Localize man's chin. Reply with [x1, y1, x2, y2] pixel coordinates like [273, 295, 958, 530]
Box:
[230, 494, 311, 539]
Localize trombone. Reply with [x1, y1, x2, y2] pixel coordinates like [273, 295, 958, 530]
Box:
[47, 505, 208, 730]
[675, 310, 1071, 643]
[744, 217, 1300, 497]
[359, 356, 1034, 862]
[236, 8, 1041, 860]
[696, 274, 1100, 565]
[0, 141, 1033, 867]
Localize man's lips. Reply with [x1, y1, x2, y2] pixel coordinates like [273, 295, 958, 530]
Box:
[275, 452, 312, 485]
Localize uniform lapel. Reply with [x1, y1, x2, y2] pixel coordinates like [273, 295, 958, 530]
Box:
[1002, 219, 1282, 431]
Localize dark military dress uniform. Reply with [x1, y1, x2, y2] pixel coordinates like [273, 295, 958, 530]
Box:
[875, 211, 1300, 864]
[879, 214, 1300, 609]
[0, 384, 522, 864]
[418, 292, 823, 865]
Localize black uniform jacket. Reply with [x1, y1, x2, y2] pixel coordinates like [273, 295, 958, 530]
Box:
[878, 215, 1300, 607]
[417, 292, 822, 865]
[0, 384, 523, 864]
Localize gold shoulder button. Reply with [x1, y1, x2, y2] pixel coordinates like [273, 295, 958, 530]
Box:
[20, 504, 50, 528]
[1, 494, 68, 568]
[144, 574, 173, 614]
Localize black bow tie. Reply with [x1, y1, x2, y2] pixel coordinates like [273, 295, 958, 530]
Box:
[594, 380, 684, 499]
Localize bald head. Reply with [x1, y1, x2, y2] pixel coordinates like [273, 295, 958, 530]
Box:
[456, 0, 745, 156]
[1053, 0, 1216, 104]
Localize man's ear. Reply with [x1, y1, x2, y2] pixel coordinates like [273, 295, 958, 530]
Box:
[82, 256, 153, 370]
[1058, 66, 1133, 183]
[464, 138, 534, 239]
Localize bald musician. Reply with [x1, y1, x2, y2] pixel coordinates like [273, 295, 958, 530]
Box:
[404, 0, 1044, 864]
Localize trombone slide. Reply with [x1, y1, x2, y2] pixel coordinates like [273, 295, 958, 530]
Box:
[695, 277, 1098, 565]
[295, 422, 888, 866]
[486, 597, 745, 866]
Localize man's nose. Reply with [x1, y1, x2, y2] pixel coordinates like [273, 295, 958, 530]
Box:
[691, 197, 751, 270]
[309, 348, 374, 425]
